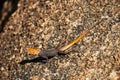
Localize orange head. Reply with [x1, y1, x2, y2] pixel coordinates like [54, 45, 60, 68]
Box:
[27, 48, 40, 55]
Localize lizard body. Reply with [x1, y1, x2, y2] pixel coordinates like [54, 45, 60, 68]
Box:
[27, 20, 102, 59]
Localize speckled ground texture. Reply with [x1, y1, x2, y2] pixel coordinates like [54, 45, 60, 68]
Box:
[0, 0, 120, 80]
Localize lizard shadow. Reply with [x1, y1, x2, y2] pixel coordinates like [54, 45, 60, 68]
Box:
[18, 57, 47, 65]
[19, 53, 66, 65]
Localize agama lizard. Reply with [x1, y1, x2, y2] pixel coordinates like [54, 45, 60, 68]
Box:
[27, 19, 103, 60]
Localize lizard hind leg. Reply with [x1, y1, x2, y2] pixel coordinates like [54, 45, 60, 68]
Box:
[56, 34, 69, 50]
[57, 35, 73, 54]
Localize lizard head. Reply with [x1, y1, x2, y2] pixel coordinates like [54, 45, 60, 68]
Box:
[27, 48, 40, 55]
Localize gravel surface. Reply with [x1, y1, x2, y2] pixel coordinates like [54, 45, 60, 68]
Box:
[0, 0, 120, 80]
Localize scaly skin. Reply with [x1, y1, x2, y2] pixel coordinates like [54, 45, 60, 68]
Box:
[27, 19, 103, 59]
[27, 26, 95, 59]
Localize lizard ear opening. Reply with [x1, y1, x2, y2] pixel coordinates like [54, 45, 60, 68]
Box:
[27, 48, 40, 55]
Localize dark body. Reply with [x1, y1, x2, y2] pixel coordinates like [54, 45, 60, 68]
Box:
[38, 48, 59, 59]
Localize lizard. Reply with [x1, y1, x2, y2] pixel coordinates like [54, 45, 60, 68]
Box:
[27, 19, 103, 60]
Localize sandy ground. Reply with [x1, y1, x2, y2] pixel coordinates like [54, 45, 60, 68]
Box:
[0, 0, 120, 80]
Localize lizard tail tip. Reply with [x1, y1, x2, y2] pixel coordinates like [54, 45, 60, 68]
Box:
[27, 48, 39, 55]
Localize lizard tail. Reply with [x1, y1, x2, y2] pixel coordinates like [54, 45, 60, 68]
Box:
[59, 19, 102, 52]
[59, 28, 92, 51]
